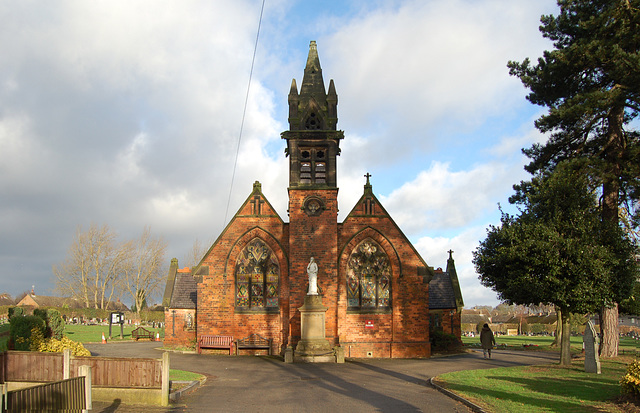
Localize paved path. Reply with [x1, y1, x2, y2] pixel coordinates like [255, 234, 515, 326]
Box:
[86, 342, 559, 413]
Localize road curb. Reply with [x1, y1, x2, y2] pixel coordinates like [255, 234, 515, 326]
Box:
[169, 377, 205, 402]
[428, 377, 487, 413]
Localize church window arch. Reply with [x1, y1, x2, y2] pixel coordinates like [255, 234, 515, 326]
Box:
[235, 238, 279, 309]
[346, 239, 391, 310]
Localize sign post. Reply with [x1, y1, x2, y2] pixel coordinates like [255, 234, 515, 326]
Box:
[109, 312, 125, 339]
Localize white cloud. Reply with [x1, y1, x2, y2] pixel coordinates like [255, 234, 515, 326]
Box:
[0, 0, 559, 306]
[379, 160, 524, 233]
[415, 225, 500, 308]
[322, 0, 557, 162]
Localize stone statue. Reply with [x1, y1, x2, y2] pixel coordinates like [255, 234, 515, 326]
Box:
[307, 257, 318, 295]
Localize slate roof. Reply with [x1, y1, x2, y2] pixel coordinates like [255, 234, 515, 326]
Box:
[17, 294, 130, 311]
[17, 295, 83, 309]
[461, 311, 490, 325]
[169, 271, 197, 309]
[429, 269, 457, 309]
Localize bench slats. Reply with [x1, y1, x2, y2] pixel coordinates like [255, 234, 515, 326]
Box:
[132, 327, 154, 341]
[198, 335, 234, 354]
[236, 334, 272, 355]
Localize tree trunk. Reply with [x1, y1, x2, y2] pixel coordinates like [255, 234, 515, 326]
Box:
[551, 307, 562, 348]
[599, 105, 624, 358]
[560, 310, 572, 366]
[600, 304, 619, 357]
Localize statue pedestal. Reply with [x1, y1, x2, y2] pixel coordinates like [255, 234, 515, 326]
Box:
[294, 295, 335, 363]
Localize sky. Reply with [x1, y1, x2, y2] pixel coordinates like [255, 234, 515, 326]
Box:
[0, 0, 561, 307]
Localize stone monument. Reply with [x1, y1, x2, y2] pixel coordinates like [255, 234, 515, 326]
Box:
[307, 257, 318, 295]
[583, 320, 601, 374]
[291, 258, 342, 363]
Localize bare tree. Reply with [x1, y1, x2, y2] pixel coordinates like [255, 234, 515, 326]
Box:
[182, 238, 208, 269]
[53, 223, 126, 309]
[122, 227, 167, 314]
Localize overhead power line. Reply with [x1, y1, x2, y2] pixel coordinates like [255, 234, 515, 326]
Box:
[223, 0, 266, 226]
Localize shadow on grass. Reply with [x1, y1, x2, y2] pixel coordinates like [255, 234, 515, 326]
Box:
[445, 373, 620, 412]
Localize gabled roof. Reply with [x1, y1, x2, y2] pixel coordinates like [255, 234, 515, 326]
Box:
[17, 294, 82, 309]
[169, 269, 197, 309]
[189, 181, 283, 279]
[429, 269, 457, 309]
[344, 176, 435, 283]
[429, 250, 464, 311]
[15, 294, 129, 311]
[461, 313, 490, 325]
[0, 294, 14, 306]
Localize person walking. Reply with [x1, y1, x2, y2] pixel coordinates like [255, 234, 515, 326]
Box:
[480, 323, 496, 359]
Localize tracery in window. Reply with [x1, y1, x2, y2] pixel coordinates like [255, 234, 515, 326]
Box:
[346, 239, 391, 309]
[305, 112, 321, 130]
[235, 238, 279, 309]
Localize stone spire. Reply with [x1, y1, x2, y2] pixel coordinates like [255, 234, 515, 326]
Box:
[299, 41, 326, 101]
[282, 41, 343, 188]
[287, 41, 338, 132]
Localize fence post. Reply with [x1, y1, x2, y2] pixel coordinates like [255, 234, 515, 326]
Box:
[63, 348, 71, 379]
[79, 365, 92, 413]
[161, 352, 169, 406]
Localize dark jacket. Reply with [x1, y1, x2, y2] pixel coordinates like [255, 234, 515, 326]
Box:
[480, 326, 495, 350]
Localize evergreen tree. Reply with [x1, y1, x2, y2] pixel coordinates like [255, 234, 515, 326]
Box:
[508, 0, 640, 356]
[474, 161, 637, 365]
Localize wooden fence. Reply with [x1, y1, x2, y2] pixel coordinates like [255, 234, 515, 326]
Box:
[0, 351, 162, 388]
[70, 356, 161, 388]
[0, 350, 168, 406]
[2, 368, 91, 413]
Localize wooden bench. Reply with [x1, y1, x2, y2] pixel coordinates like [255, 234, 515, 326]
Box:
[236, 334, 272, 355]
[131, 326, 154, 341]
[198, 335, 234, 354]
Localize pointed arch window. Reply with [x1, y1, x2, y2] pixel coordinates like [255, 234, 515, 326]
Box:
[346, 239, 391, 310]
[235, 238, 279, 310]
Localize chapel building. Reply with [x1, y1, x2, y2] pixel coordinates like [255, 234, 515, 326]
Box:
[162, 41, 463, 358]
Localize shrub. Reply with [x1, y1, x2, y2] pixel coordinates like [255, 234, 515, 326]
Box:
[621, 359, 640, 397]
[8, 307, 24, 319]
[10, 315, 45, 351]
[431, 330, 460, 351]
[29, 326, 45, 351]
[33, 308, 65, 339]
[36, 336, 91, 356]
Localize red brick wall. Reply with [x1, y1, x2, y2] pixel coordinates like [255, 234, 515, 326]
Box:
[189, 186, 433, 358]
[337, 210, 431, 358]
[287, 188, 339, 348]
[196, 196, 290, 353]
[163, 309, 196, 347]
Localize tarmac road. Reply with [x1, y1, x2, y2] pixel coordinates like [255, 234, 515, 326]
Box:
[86, 342, 559, 413]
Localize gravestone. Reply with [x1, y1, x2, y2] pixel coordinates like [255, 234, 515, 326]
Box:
[583, 320, 601, 374]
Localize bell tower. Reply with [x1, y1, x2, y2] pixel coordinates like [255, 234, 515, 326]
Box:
[283, 41, 343, 348]
[283, 40, 343, 188]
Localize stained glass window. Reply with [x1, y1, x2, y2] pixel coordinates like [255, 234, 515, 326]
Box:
[346, 239, 391, 309]
[236, 239, 279, 309]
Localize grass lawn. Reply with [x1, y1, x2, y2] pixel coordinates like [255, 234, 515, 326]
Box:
[462, 335, 640, 356]
[436, 356, 636, 413]
[63, 323, 165, 343]
[169, 369, 205, 382]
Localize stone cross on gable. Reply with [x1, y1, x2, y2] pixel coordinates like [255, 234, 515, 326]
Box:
[250, 195, 264, 215]
[448, 249, 454, 260]
[364, 172, 372, 185]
